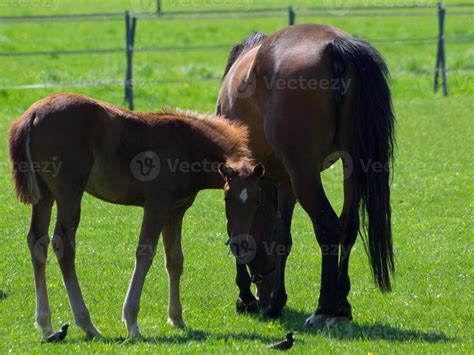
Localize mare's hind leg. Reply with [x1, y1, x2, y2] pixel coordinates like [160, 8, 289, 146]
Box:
[27, 195, 54, 339]
[53, 191, 101, 338]
[284, 166, 340, 327]
[337, 167, 359, 321]
[161, 206, 188, 328]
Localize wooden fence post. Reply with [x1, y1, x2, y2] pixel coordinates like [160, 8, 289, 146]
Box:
[124, 11, 137, 110]
[289, 6, 296, 26]
[434, 2, 448, 96]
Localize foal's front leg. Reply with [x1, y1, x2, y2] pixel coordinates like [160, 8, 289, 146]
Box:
[235, 262, 258, 313]
[161, 211, 187, 328]
[123, 203, 166, 337]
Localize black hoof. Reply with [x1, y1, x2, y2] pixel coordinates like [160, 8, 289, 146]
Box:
[335, 309, 352, 321]
[335, 302, 353, 321]
[236, 298, 259, 314]
[263, 305, 283, 319]
[257, 298, 270, 310]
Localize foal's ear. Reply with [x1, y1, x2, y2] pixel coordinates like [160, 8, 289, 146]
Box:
[218, 163, 235, 179]
[251, 163, 265, 179]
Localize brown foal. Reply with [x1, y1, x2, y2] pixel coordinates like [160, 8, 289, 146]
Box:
[9, 93, 266, 339]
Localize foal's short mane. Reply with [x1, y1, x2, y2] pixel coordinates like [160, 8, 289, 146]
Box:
[222, 32, 268, 80]
[156, 108, 252, 164]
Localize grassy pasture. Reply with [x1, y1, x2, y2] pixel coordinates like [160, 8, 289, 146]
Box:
[0, 0, 473, 353]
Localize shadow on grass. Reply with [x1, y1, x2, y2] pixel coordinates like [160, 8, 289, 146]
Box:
[276, 308, 451, 343]
[0, 290, 7, 300]
[54, 308, 450, 346]
[64, 328, 280, 346]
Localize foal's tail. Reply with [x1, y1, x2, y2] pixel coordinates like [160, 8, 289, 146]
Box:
[8, 111, 43, 204]
[330, 37, 395, 292]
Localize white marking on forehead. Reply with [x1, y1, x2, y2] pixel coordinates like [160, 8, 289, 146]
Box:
[239, 188, 249, 204]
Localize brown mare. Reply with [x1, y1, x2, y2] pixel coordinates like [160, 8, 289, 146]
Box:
[8, 93, 270, 339]
[217, 23, 395, 326]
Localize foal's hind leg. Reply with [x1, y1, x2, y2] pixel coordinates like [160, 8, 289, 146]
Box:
[27, 195, 54, 339]
[53, 192, 101, 338]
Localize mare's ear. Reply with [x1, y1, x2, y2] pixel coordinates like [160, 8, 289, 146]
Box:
[251, 163, 265, 179]
[218, 163, 236, 180]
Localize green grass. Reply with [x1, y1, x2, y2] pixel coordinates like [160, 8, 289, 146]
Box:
[0, 0, 473, 353]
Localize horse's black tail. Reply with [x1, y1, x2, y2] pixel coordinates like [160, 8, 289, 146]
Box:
[330, 37, 395, 292]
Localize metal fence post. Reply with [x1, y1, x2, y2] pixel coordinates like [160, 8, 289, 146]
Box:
[289, 6, 296, 26]
[434, 2, 448, 96]
[124, 11, 137, 110]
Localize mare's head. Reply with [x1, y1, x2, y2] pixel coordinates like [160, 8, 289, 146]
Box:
[219, 162, 277, 306]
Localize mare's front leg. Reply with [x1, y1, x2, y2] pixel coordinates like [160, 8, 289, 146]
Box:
[264, 181, 296, 319]
[123, 201, 168, 337]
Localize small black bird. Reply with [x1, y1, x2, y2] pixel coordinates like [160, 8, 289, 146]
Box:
[269, 332, 295, 350]
[45, 324, 69, 343]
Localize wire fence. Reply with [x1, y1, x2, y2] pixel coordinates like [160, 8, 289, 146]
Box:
[2, 2, 474, 23]
[3, 68, 474, 92]
[2, 34, 473, 58]
[0, 2, 473, 102]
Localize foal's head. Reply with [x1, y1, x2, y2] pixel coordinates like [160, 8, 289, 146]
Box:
[219, 163, 265, 236]
[219, 162, 277, 306]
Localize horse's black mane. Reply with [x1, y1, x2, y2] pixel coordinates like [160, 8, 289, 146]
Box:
[222, 32, 268, 80]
